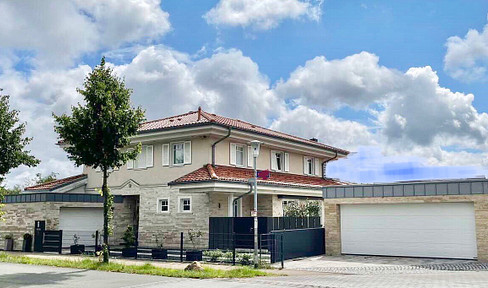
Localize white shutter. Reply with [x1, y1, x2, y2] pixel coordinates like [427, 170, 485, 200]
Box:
[303, 157, 308, 174]
[127, 148, 134, 169]
[135, 148, 146, 169]
[184, 141, 192, 164]
[314, 158, 320, 176]
[162, 144, 169, 166]
[146, 145, 153, 167]
[284, 153, 290, 172]
[247, 146, 253, 167]
[230, 143, 237, 165]
[271, 151, 278, 171]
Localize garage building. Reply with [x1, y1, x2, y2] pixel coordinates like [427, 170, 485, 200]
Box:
[323, 178, 488, 260]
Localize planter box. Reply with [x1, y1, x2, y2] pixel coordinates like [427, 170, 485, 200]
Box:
[185, 250, 203, 261]
[4, 239, 13, 251]
[70, 245, 85, 255]
[151, 248, 168, 259]
[122, 247, 137, 258]
[22, 238, 32, 252]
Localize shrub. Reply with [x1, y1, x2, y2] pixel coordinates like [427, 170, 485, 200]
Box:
[4, 234, 13, 240]
[238, 253, 253, 266]
[203, 249, 224, 262]
[122, 226, 136, 248]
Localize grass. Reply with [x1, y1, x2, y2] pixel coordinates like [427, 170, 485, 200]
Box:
[0, 253, 270, 279]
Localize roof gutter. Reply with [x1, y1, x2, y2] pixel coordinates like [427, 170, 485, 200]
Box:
[322, 151, 338, 179]
[232, 182, 253, 217]
[211, 127, 232, 167]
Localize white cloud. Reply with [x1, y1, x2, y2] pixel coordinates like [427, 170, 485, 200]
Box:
[0, 0, 170, 68]
[270, 105, 376, 150]
[444, 18, 488, 82]
[204, 0, 323, 30]
[275, 52, 403, 110]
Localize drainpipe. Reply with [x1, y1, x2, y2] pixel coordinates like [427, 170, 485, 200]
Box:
[232, 182, 254, 217]
[211, 127, 231, 167]
[322, 151, 338, 179]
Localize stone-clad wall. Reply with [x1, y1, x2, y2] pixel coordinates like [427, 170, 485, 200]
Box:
[0, 201, 129, 250]
[323, 195, 488, 261]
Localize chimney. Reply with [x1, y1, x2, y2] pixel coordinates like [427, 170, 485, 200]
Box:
[197, 106, 202, 121]
[309, 137, 318, 142]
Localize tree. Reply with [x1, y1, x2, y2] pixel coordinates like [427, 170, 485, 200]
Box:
[53, 58, 145, 263]
[283, 200, 321, 217]
[25, 172, 58, 187]
[0, 89, 40, 218]
[0, 185, 22, 196]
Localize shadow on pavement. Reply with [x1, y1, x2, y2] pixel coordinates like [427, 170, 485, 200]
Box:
[0, 270, 86, 288]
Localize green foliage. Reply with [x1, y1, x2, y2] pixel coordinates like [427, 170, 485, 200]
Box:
[0, 253, 270, 278]
[122, 226, 136, 248]
[4, 234, 13, 240]
[203, 249, 224, 262]
[53, 57, 145, 263]
[238, 253, 253, 266]
[0, 89, 39, 184]
[283, 200, 321, 217]
[0, 185, 21, 195]
[188, 229, 203, 250]
[52, 57, 145, 171]
[73, 234, 80, 245]
[32, 172, 58, 185]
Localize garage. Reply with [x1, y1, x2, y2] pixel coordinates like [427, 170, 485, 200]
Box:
[59, 207, 104, 247]
[340, 202, 477, 259]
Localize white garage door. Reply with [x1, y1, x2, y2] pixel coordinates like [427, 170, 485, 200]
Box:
[341, 203, 477, 259]
[59, 207, 104, 247]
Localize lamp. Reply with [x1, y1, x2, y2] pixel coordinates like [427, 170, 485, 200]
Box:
[249, 140, 262, 268]
[250, 140, 261, 157]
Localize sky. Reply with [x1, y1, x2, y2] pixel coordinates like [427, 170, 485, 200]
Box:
[2, 0, 488, 187]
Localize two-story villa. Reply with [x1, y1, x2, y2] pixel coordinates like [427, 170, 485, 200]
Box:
[3, 108, 349, 248]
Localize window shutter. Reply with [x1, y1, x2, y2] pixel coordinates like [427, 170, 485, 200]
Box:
[314, 158, 320, 176]
[127, 149, 134, 169]
[146, 145, 153, 167]
[184, 141, 192, 164]
[284, 153, 290, 172]
[230, 143, 237, 165]
[271, 151, 278, 171]
[303, 157, 308, 174]
[247, 146, 253, 167]
[162, 144, 169, 166]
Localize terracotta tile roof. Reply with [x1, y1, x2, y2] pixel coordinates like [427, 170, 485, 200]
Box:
[169, 164, 348, 189]
[24, 174, 87, 191]
[138, 108, 349, 155]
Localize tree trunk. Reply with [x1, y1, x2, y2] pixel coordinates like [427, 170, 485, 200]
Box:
[102, 167, 110, 263]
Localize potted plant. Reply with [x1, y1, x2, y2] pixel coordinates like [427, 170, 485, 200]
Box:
[185, 230, 203, 261]
[151, 234, 167, 259]
[70, 234, 85, 254]
[22, 233, 32, 252]
[4, 234, 14, 251]
[121, 226, 137, 257]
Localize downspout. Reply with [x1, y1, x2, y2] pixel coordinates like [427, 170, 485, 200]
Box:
[232, 182, 254, 217]
[322, 151, 338, 179]
[211, 127, 231, 167]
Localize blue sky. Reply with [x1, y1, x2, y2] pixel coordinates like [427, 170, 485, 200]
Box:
[2, 0, 488, 186]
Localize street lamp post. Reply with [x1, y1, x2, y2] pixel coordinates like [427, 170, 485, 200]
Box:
[250, 140, 262, 268]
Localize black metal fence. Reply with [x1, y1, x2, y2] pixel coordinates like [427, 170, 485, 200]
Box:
[42, 230, 63, 254]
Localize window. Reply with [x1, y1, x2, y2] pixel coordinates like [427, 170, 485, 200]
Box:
[127, 145, 153, 169]
[173, 143, 184, 165]
[179, 196, 191, 213]
[282, 200, 296, 216]
[158, 199, 169, 213]
[228, 196, 242, 217]
[271, 151, 289, 172]
[230, 143, 247, 167]
[303, 156, 320, 176]
[163, 141, 191, 166]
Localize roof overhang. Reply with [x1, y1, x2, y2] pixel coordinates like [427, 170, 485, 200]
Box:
[171, 180, 323, 197]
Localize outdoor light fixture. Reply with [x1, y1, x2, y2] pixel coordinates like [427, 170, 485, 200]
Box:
[250, 140, 262, 268]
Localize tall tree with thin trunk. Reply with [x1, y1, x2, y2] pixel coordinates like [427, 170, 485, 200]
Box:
[54, 58, 145, 263]
[0, 89, 39, 217]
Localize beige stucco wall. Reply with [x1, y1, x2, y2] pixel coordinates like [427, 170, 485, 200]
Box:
[214, 138, 324, 176]
[323, 195, 488, 261]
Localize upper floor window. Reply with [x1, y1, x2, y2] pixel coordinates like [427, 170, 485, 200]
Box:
[230, 143, 247, 167]
[162, 141, 191, 167]
[127, 145, 153, 170]
[271, 150, 289, 172]
[304, 156, 320, 176]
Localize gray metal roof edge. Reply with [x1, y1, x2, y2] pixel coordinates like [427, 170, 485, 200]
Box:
[322, 178, 488, 189]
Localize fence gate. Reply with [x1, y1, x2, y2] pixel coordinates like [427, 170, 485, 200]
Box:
[268, 228, 325, 263]
[42, 230, 63, 254]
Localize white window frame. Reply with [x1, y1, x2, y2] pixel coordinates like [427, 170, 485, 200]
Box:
[178, 196, 192, 213]
[271, 150, 287, 172]
[228, 195, 242, 217]
[304, 156, 315, 175]
[157, 198, 170, 214]
[127, 145, 153, 170]
[169, 141, 191, 167]
[230, 143, 246, 167]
